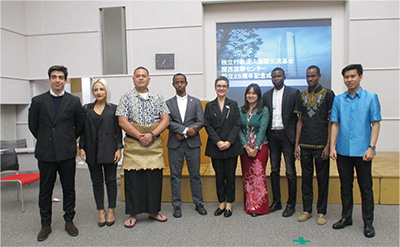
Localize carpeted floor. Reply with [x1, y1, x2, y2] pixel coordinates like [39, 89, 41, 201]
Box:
[1, 168, 399, 246]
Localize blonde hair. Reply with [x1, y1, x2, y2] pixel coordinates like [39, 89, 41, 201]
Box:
[91, 78, 111, 103]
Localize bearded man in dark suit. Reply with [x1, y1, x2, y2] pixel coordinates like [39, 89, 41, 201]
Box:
[166, 73, 207, 218]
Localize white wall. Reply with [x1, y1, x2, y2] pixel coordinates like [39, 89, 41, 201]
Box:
[347, 0, 399, 152]
[1, 1, 31, 144]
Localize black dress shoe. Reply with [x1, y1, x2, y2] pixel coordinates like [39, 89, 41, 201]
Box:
[37, 226, 51, 242]
[250, 213, 258, 217]
[282, 204, 295, 217]
[106, 220, 115, 227]
[364, 224, 375, 238]
[65, 221, 79, 236]
[224, 209, 232, 217]
[173, 206, 182, 218]
[269, 201, 282, 212]
[214, 207, 225, 216]
[195, 204, 207, 215]
[332, 218, 353, 229]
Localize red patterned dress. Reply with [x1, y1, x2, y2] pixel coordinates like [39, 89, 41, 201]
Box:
[239, 106, 270, 215]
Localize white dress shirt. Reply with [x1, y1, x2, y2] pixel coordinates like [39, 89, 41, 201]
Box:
[177, 94, 188, 136]
[50, 89, 65, 97]
[271, 85, 285, 130]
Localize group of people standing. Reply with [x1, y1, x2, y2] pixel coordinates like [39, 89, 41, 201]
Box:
[28, 63, 381, 242]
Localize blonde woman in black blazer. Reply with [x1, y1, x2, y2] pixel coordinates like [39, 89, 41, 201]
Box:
[79, 79, 123, 227]
[204, 76, 242, 217]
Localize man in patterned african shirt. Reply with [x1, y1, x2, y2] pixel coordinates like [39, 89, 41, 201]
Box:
[294, 65, 335, 225]
[116, 66, 170, 228]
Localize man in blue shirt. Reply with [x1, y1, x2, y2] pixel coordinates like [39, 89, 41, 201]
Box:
[330, 64, 381, 238]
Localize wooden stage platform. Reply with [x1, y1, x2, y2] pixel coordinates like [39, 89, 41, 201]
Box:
[120, 152, 399, 205]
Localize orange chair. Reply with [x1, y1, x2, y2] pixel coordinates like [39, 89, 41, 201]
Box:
[1, 148, 40, 212]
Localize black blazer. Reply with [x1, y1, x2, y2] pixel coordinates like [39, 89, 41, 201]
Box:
[79, 102, 123, 166]
[204, 97, 243, 159]
[262, 86, 300, 145]
[28, 91, 85, 162]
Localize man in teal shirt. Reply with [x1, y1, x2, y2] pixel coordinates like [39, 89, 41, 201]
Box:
[330, 64, 381, 238]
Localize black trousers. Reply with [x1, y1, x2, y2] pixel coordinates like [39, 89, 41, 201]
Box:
[211, 157, 238, 203]
[300, 148, 329, 214]
[38, 158, 76, 227]
[269, 130, 297, 205]
[88, 163, 117, 210]
[337, 155, 374, 224]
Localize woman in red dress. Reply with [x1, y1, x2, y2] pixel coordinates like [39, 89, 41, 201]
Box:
[239, 83, 270, 217]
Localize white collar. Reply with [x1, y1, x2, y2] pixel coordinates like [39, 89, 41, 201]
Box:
[50, 89, 65, 97]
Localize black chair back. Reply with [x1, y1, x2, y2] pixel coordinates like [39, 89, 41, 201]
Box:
[1, 148, 19, 172]
[1, 139, 27, 149]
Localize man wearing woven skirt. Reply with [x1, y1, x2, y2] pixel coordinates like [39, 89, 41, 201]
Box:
[116, 66, 170, 228]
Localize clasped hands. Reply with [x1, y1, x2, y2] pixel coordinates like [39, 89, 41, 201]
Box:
[245, 146, 258, 158]
[217, 141, 231, 151]
[295, 145, 330, 161]
[139, 133, 153, 147]
[175, 126, 197, 141]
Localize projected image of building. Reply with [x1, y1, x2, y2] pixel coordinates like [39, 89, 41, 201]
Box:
[278, 31, 298, 77]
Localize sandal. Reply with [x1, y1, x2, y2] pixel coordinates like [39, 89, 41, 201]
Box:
[124, 218, 137, 228]
[148, 214, 167, 222]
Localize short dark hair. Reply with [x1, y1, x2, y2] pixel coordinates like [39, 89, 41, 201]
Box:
[307, 65, 320, 75]
[271, 67, 285, 76]
[133, 66, 149, 76]
[241, 83, 264, 114]
[172, 73, 187, 83]
[48, 65, 68, 79]
[342, 64, 363, 76]
[214, 76, 229, 88]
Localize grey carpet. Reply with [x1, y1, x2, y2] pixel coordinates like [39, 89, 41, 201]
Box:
[1, 168, 399, 246]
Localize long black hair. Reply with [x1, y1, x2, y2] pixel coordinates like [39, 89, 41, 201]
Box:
[241, 83, 264, 114]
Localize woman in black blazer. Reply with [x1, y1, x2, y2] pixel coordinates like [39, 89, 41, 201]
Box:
[79, 78, 123, 227]
[204, 76, 242, 217]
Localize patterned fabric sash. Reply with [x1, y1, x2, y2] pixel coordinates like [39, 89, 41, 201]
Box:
[122, 122, 165, 171]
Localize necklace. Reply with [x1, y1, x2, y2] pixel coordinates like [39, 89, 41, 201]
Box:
[94, 104, 105, 114]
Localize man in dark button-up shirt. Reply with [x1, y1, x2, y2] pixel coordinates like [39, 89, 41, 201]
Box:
[294, 65, 335, 225]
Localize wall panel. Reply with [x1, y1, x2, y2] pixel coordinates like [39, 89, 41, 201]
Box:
[349, 0, 399, 19]
[1, 30, 27, 78]
[127, 27, 203, 74]
[0, 1, 26, 34]
[349, 20, 399, 69]
[0, 79, 30, 104]
[26, 32, 102, 79]
[360, 70, 399, 119]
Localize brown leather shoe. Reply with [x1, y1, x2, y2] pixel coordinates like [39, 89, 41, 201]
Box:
[65, 221, 79, 236]
[37, 226, 51, 242]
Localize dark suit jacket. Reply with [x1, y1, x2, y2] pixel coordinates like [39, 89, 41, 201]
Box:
[204, 97, 243, 159]
[262, 86, 300, 145]
[28, 91, 85, 162]
[166, 95, 204, 149]
[79, 102, 123, 166]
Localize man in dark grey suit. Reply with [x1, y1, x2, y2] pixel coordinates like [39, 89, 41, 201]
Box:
[28, 65, 85, 241]
[262, 67, 300, 217]
[166, 73, 207, 218]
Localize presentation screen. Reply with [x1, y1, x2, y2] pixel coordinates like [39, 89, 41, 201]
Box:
[216, 19, 332, 105]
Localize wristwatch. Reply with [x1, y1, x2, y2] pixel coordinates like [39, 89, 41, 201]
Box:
[369, 144, 376, 150]
[151, 132, 157, 140]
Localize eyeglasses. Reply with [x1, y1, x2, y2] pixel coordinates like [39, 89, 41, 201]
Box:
[216, 84, 228, 88]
